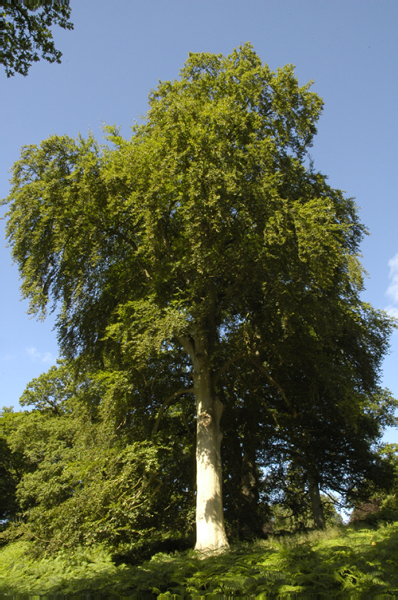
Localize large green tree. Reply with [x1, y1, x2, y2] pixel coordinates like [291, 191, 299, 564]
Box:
[2, 44, 376, 550]
[1, 0, 73, 77]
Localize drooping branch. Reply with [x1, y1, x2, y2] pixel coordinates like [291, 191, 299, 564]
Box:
[321, 488, 343, 508]
[250, 355, 298, 418]
[181, 399, 194, 435]
[151, 388, 195, 438]
[213, 354, 247, 387]
[93, 220, 152, 281]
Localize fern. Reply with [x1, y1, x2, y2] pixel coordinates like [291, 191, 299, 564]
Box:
[2, 522, 398, 596]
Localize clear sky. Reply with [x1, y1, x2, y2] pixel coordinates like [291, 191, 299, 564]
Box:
[1, 0, 397, 441]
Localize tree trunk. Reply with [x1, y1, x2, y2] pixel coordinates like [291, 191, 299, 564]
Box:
[193, 347, 229, 551]
[178, 331, 229, 552]
[240, 447, 264, 538]
[241, 448, 258, 504]
[308, 475, 325, 529]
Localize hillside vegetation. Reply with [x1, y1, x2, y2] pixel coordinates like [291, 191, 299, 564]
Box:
[1, 521, 398, 597]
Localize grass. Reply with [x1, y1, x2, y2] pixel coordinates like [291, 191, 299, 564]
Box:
[1, 521, 398, 597]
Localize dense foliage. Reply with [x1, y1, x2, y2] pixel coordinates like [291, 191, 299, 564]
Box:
[1, 360, 396, 554]
[0, 362, 195, 553]
[1, 0, 73, 77]
[2, 44, 397, 551]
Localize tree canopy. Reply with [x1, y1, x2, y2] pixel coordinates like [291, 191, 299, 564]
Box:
[2, 43, 396, 551]
[1, 0, 73, 77]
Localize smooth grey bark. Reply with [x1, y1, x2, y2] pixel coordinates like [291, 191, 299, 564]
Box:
[308, 475, 325, 529]
[179, 333, 229, 551]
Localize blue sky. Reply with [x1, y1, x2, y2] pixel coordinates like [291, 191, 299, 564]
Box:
[1, 0, 397, 441]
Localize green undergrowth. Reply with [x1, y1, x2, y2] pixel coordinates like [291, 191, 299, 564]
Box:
[1, 522, 398, 597]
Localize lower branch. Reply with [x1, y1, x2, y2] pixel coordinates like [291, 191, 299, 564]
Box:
[151, 388, 194, 437]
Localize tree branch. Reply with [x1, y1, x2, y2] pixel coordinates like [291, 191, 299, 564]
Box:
[250, 355, 298, 418]
[88, 216, 152, 281]
[151, 388, 195, 437]
[320, 488, 342, 507]
[176, 335, 195, 356]
[213, 353, 247, 386]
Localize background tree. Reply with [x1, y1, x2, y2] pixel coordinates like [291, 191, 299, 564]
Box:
[3, 44, 392, 551]
[0, 407, 26, 524]
[2, 361, 195, 554]
[348, 443, 398, 524]
[219, 293, 397, 533]
[1, 0, 73, 77]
